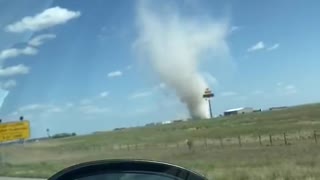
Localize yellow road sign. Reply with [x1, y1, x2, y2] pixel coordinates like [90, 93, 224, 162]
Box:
[0, 121, 30, 143]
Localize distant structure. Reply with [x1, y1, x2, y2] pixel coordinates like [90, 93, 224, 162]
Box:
[113, 127, 126, 131]
[145, 119, 184, 127]
[145, 122, 156, 127]
[202, 88, 214, 118]
[253, 109, 262, 112]
[161, 120, 172, 125]
[172, 119, 184, 123]
[269, 106, 288, 111]
[224, 107, 254, 116]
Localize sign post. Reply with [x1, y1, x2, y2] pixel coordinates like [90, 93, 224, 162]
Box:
[0, 145, 3, 165]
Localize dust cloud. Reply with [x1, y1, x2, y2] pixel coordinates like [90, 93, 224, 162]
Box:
[134, 1, 230, 119]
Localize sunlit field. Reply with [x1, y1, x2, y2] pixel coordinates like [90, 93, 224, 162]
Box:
[1, 103, 320, 180]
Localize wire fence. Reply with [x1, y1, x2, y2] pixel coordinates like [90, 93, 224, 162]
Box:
[2, 130, 319, 155]
[108, 130, 320, 152]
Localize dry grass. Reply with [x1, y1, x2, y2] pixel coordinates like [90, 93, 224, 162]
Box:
[1, 103, 320, 179]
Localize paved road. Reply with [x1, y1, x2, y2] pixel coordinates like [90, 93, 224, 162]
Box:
[0, 178, 45, 180]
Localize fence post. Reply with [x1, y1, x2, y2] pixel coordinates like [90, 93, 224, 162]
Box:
[314, 130, 318, 144]
[269, 134, 273, 146]
[135, 144, 138, 150]
[238, 136, 242, 147]
[298, 130, 302, 140]
[283, 132, 288, 145]
[219, 137, 224, 148]
[186, 139, 193, 151]
[258, 135, 262, 146]
[204, 138, 208, 148]
[127, 144, 130, 151]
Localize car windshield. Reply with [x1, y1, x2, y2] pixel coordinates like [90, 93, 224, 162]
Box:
[0, 0, 319, 180]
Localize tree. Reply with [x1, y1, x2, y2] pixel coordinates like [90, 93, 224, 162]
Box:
[46, 128, 51, 138]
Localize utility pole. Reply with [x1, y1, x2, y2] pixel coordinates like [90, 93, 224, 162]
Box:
[19, 116, 24, 144]
[202, 88, 214, 119]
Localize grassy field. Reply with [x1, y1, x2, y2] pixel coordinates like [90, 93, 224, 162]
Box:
[1, 103, 320, 179]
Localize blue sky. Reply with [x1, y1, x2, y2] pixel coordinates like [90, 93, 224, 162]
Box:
[0, 0, 319, 137]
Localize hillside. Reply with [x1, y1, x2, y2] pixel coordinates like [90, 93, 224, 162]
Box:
[1, 103, 320, 179]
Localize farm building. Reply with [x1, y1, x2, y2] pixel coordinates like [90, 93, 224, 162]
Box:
[224, 107, 254, 116]
[162, 120, 173, 124]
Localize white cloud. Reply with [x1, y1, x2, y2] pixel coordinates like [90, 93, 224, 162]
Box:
[47, 107, 63, 113]
[253, 90, 264, 95]
[158, 83, 166, 89]
[107, 70, 122, 77]
[230, 26, 239, 32]
[220, 91, 237, 97]
[0, 64, 30, 77]
[10, 111, 19, 116]
[97, 25, 119, 41]
[28, 34, 56, 47]
[0, 49, 20, 60]
[284, 85, 297, 94]
[126, 65, 132, 70]
[133, 107, 153, 115]
[0, 46, 38, 61]
[285, 85, 295, 89]
[16, 101, 111, 116]
[6, 6, 81, 33]
[79, 105, 110, 114]
[277, 82, 283, 86]
[19, 104, 49, 112]
[267, 43, 280, 51]
[66, 103, 74, 108]
[79, 91, 109, 105]
[80, 98, 92, 105]
[100, 91, 109, 98]
[7, 103, 65, 122]
[0, 80, 17, 90]
[22, 46, 38, 55]
[236, 95, 247, 101]
[153, 83, 167, 90]
[130, 91, 153, 99]
[276, 83, 297, 95]
[247, 41, 265, 52]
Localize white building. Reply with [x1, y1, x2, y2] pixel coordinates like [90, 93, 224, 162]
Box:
[162, 120, 172, 124]
[224, 107, 254, 116]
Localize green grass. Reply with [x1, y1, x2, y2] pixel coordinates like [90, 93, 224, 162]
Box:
[1, 103, 320, 179]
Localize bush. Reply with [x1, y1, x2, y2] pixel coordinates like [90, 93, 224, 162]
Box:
[52, 132, 76, 139]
